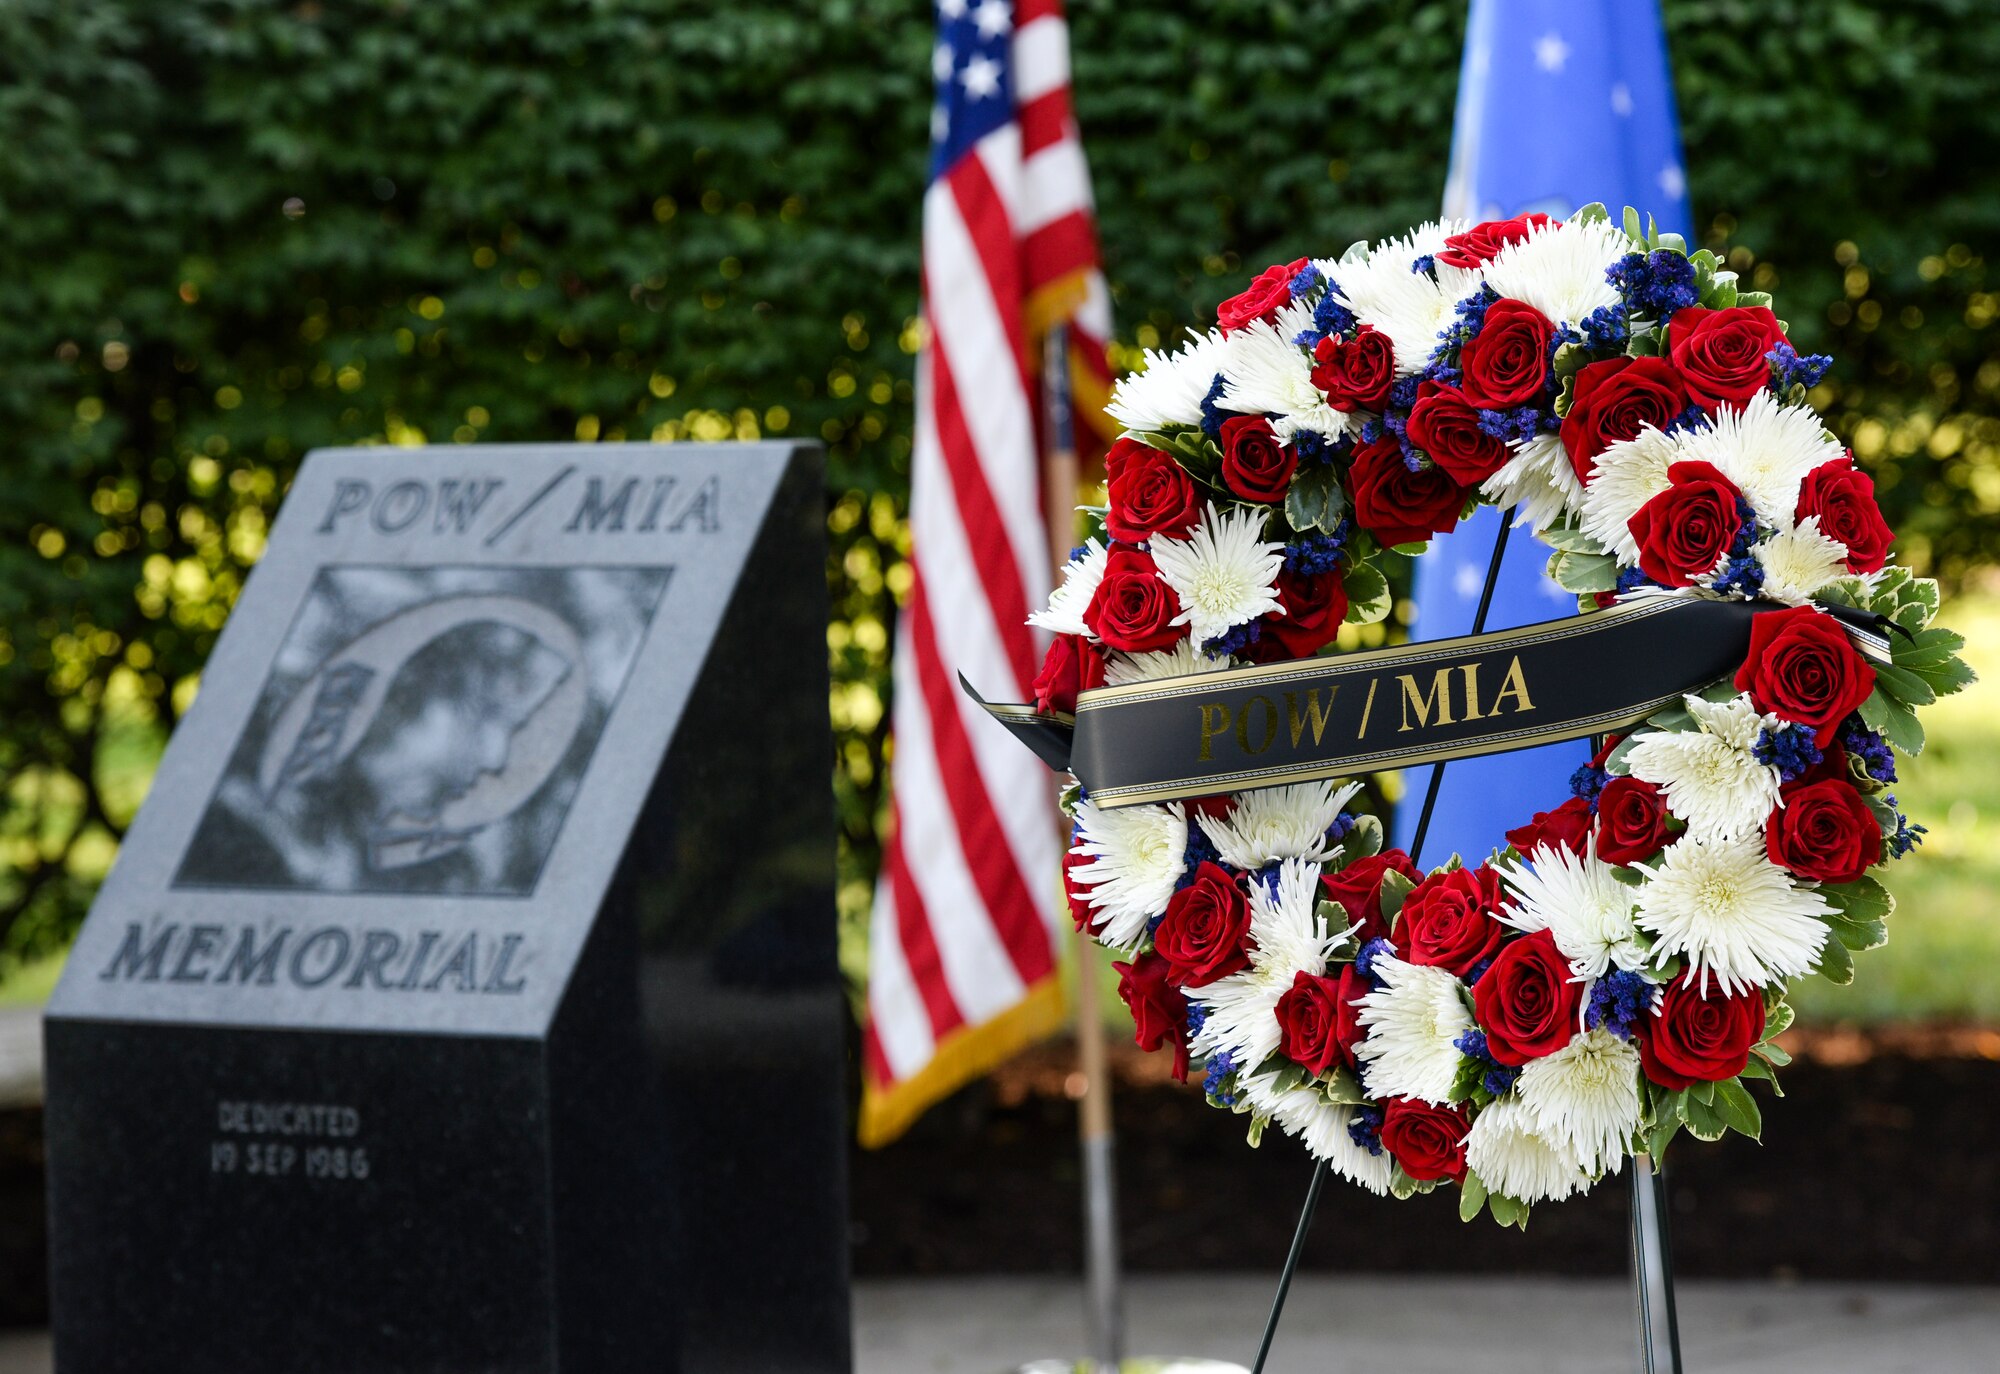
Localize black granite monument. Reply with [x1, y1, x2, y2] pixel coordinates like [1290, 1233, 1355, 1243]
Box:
[44, 442, 849, 1372]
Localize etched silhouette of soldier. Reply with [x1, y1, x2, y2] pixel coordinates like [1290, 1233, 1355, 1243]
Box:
[184, 595, 588, 892]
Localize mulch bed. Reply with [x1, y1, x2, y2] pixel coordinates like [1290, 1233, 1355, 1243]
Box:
[850, 1028, 2000, 1284]
[2, 1027, 1996, 1328]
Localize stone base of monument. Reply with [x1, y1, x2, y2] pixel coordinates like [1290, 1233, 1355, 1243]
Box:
[44, 442, 849, 1372]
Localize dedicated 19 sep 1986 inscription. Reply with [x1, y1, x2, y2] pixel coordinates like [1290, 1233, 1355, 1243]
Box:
[209, 1098, 371, 1183]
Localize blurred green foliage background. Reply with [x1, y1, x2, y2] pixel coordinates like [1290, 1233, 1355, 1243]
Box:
[0, 0, 1995, 1017]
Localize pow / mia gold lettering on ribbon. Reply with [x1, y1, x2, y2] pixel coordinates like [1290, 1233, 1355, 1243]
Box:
[963, 597, 1894, 810]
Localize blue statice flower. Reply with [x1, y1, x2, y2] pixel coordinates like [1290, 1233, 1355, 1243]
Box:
[1454, 1028, 1520, 1095]
[1248, 862, 1285, 895]
[1203, 619, 1264, 660]
[1070, 544, 1091, 563]
[1313, 288, 1357, 341]
[1476, 404, 1554, 444]
[1663, 403, 1710, 436]
[1580, 304, 1631, 353]
[1290, 262, 1325, 297]
[1199, 373, 1230, 440]
[1324, 812, 1357, 846]
[1177, 825, 1224, 888]
[1838, 721, 1898, 784]
[1204, 1051, 1238, 1106]
[1754, 722, 1824, 782]
[1425, 283, 1501, 375]
[1884, 797, 1927, 859]
[1292, 428, 1339, 466]
[1607, 249, 1699, 322]
[1347, 1103, 1386, 1156]
[1185, 1002, 1208, 1037]
[1584, 970, 1653, 1041]
[1410, 253, 1437, 276]
[1710, 555, 1766, 600]
[1355, 937, 1396, 986]
[1358, 417, 1385, 444]
[1767, 341, 1832, 393]
[1570, 762, 1609, 808]
[1614, 566, 1656, 597]
[1284, 526, 1348, 575]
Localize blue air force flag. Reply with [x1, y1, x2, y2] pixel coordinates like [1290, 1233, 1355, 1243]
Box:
[1403, 0, 1692, 859]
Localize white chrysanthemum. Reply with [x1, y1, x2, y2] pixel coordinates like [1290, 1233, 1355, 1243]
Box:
[1635, 833, 1832, 994]
[1189, 859, 1346, 1072]
[1354, 956, 1474, 1105]
[1218, 301, 1351, 442]
[1481, 216, 1628, 326]
[1578, 425, 1682, 565]
[1028, 538, 1105, 637]
[1069, 800, 1187, 951]
[1516, 1028, 1643, 1176]
[1464, 1097, 1591, 1204]
[1483, 433, 1584, 533]
[1277, 1091, 1396, 1196]
[1318, 220, 1481, 377]
[1753, 516, 1850, 605]
[1103, 639, 1237, 686]
[1150, 503, 1286, 647]
[1197, 780, 1363, 870]
[1623, 694, 1781, 843]
[1495, 842, 1648, 980]
[1674, 390, 1844, 527]
[1106, 328, 1228, 433]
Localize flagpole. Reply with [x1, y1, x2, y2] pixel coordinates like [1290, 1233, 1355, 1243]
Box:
[1043, 322, 1124, 1371]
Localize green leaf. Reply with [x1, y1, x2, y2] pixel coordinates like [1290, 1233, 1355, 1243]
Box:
[1736, 290, 1774, 308]
[1821, 876, 1893, 923]
[1737, 1056, 1784, 1096]
[1713, 1077, 1763, 1140]
[1816, 935, 1856, 985]
[1284, 462, 1346, 536]
[1548, 548, 1620, 593]
[1319, 1067, 1368, 1106]
[1623, 205, 1644, 242]
[1574, 202, 1611, 227]
[1342, 558, 1392, 625]
[1755, 1041, 1794, 1067]
[1377, 866, 1417, 927]
[1246, 1113, 1269, 1148]
[1762, 1000, 1796, 1042]
[1872, 660, 1937, 708]
[1389, 1164, 1420, 1200]
[1459, 1171, 1490, 1223]
[1679, 1089, 1728, 1141]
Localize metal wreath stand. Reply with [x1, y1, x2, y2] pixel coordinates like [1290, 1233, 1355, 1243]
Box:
[1245, 512, 1686, 1374]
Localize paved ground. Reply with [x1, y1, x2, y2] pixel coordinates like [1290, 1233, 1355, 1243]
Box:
[1, 1273, 1993, 1371]
[853, 1275, 2000, 1374]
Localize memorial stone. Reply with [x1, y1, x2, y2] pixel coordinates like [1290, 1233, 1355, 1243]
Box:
[43, 441, 849, 1372]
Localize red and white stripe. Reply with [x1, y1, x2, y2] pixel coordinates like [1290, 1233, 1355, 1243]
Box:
[861, 0, 1108, 1138]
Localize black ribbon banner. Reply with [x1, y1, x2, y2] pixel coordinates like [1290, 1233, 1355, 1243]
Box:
[966, 597, 1894, 810]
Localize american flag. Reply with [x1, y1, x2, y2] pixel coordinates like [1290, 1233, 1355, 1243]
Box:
[858, 0, 1112, 1146]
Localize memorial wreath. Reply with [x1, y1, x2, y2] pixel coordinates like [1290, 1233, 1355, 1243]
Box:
[975, 207, 1972, 1225]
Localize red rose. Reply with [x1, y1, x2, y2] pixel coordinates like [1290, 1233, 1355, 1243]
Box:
[1031, 634, 1106, 717]
[1154, 862, 1255, 988]
[1320, 849, 1423, 945]
[1436, 213, 1555, 269]
[1459, 298, 1554, 409]
[1218, 257, 1307, 335]
[1311, 325, 1396, 411]
[1083, 548, 1183, 652]
[1105, 437, 1201, 542]
[1112, 953, 1189, 1082]
[1348, 434, 1471, 547]
[1637, 974, 1765, 1090]
[1219, 415, 1298, 503]
[1379, 1098, 1470, 1182]
[1275, 969, 1349, 1075]
[1766, 778, 1882, 884]
[1405, 382, 1510, 485]
[1472, 929, 1582, 1065]
[1261, 565, 1349, 658]
[1594, 776, 1674, 865]
[1796, 457, 1894, 574]
[1668, 306, 1789, 411]
[1628, 459, 1747, 587]
[1062, 843, 1095, 932]
[1393, 866, 1506, 979]
[1505, 796, 1593, 857]
[1733, 605, 1877, 746]
[1561, 356, 1690, 483]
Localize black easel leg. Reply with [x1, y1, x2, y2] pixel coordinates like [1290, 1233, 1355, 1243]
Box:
[1630, 1153, 1684, 1373]
[1246, 509, 1517, 1374]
